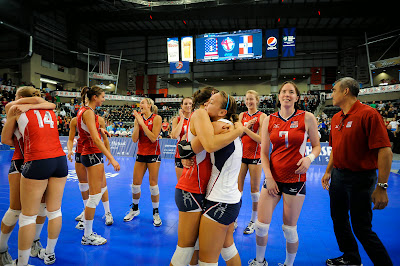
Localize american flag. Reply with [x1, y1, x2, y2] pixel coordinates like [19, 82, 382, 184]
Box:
[99, 54, 110, 74]
[205, 38, 218, 57]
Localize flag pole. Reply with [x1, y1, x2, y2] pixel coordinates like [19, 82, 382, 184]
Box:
[115, 50, 123, 94]
[87, 48, 90, 86]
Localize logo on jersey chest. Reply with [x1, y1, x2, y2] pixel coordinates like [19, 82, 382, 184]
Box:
[273, 123, 280, 128]
[346, 121, 353, 128]
[148, 121, 153, 125]
[290, 121, 298, 128]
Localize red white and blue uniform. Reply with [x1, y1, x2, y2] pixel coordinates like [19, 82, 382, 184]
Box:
[268, 110, 307, 183]
[17, 110, 65, 162]
[17, 109, 67, 179]
[9, 130, 24, 174]
[138, 113, 161, 156]
[175, 117, 190, 159]
[241, 111, 263, 160]
[76, 106, 102, 155]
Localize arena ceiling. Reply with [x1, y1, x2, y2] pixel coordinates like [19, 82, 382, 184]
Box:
[0, 0, 399, 68]
[2, 0, 399, 37]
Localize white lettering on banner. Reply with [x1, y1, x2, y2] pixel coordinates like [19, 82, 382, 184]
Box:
[305, 145, 331, 156]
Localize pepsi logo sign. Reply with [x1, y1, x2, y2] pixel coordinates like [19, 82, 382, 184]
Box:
[175, 61, 183, 69]
[267, 36, 278, 51]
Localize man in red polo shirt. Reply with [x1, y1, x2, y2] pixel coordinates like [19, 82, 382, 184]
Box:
[321, 77, 393, 266]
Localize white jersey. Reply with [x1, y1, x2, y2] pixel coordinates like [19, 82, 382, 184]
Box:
[206, 119, 242, 204]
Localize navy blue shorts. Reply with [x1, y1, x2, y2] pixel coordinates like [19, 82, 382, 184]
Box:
[175, 188, 204, 212]
[202, 199, 242, 226]
[263, 179, 306, 196]
[9, 159, 24, 174]
[21, 156, 68, 180]
[75, 152, 82, 163]
[81, 153, 104, 167]
[175, 158, 183, 168]
[136, 154, 161, 163]
[242, 158, 261, 165]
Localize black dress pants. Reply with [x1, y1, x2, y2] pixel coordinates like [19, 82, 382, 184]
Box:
[329, 168, 392, 266]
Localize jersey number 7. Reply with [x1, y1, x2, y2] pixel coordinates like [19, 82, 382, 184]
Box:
[279, 131, 289, 148]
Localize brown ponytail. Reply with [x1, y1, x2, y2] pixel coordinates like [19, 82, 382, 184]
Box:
[193, 87, 218, 108]
[81, 86, 103, 105]
[16, 86, 39, 98]
[219, 91, 238, 123]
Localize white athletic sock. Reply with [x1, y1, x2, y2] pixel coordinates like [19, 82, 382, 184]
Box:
[152, 201, 159, 209]
[34, 223, 44, 241]
[256, 244, 267, 263]
[102, 201, 110, 213]
[132, 198, 139, 205]
[0, 232, 11, 252]
[83, 199, 88, 208]
[45, 237, 58, 254]
[84, 219, 93, 237]
[17, 249, 31, 266]
[251, 211, 257, 223]
[284, 250, 296, 266]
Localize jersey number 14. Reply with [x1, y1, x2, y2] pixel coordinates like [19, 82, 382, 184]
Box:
[34, 110, 55, 128]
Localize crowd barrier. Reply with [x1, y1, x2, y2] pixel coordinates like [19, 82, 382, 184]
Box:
[59, 137, 331, 165]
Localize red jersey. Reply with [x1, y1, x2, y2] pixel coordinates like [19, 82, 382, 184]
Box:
[11, 130, 24, 161]
[329, 100, 391, 171]
[175, 117, 190, 158]
[241, 111, 263, 159]
[76, 137, 83, 154]
[137, 113, 160, 156]
[17, 109, 65, 162]
[76, 106, 101, 155]
[268, 110, 307, 183]
[176, 114, 212, 194]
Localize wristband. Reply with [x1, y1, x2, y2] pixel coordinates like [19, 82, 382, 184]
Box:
[307, 153, 315, 163]
[178, 140, 196, 159]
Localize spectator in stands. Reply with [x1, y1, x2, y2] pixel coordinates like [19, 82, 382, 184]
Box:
[1, 97, 8, 108]
[387, 107, 396, 120]
[59, 108, 66, 117]
[55, 94, 61, 108]
[389, 119, 399, 132]
[370, 101, 377, 109]
[115, 119, 123, 128]
[377, 101, 385, 110]
[161, 118, 170, 138]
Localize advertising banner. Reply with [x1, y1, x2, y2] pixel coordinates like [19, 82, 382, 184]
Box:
[265, 29, 279, 58]
[167, 37, 179, 63]
[181, 36, 193, 62]
[282, 27, 296, 57]
[59, 137, 331, 165]
[170, 61, 190, 74]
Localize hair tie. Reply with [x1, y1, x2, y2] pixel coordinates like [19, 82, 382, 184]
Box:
[226, 94, 230, 110]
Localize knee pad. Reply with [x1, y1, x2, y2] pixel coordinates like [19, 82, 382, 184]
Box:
[251, 192, 260, 202]
[79, 183, 89, 192]
[101, 186, 107, 195]
[282, 224, 298, 243]
[131, 184, 141, 194]
[194, 238, 199, 251]
[221, 243, 238, 261]
[170, 245, 195, 266]
[198, 261, 218, 266]
[19, 213, 37, 228]
[150, 185, 159, 196]
[47, 208, 62, 220]
[1, 208, 21, 227]
[38, 203, 47, 217]
[86, 193, 102, 208]
[255, 220, 270, 237]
